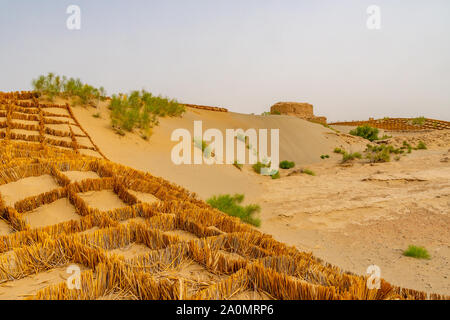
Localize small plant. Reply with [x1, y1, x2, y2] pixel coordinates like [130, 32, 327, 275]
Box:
[233, 160, 243, 171]
[193, 137, 209, 152]
[334, 148, 345, 154]
[320, 154, 330, 159]
[92, 112, 101, 118]
[110, 89, 184, 134]
[411, 117, 426, 126]
[279, 160, 295, 169]
[252, 161, 270, 174]
[207, 194, 261, 227]
[416, 141, 427, 150]
[32, 73, 107, 104]
[378, 134, 392, 140]
[271, 110, 281, 115]
[349, 125, 380, 142]
[366, 148, 390, 163]
[342, 152, 362, 163]
[302, 169, 315, 176]
[394, 156, 401, 161]
[403, 245, 430, 259]
[402, 141, 413, 153]
[271, 171, 281, 179]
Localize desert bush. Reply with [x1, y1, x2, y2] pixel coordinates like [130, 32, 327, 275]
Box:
[402, 141, 413, 153]
[302, 169, 315, 176]
[341, 152, 362, 163]
[349, 125, 380, 142]
[416, 141, 427, 150]
[334, 147, 345, 154]
[32, 73, 106, 104]
[365, 143, 410, 163]
[207, 194, 261, 227]
[252, 161, 268, 174]
[279, 160, 295, 169]
[366, 148, 390, 163]
[411, 117, 426, 126]
[320, 155, 330, 159]
[110, 90, 184, 134]
[193, 137, 209, 152]
[271, 171, 280, 179]
[403, 245, 430, 259]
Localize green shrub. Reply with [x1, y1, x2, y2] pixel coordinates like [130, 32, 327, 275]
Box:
[402, 141, 413, 153]
[32, 73, 106, 104]
[349, 125, 380, 142]
[341, 152, 362, 163]
[411, 117, 426, 126]
[334, 148, 345, 154]
[92, 112, 101, 118]
[366, 149, 390, 163]
[271, 110, 281, 115]
[193, 137, 209, 152]
[252, 161, 270, 174]
[271, 171, 280, 179]
[302, 169, 315, 176]
[403, 245, 430, 259]
[207, 194, 261, 227]
[110, 90, 184, 134]
[416, 141, 427, 150]
[279, 160, 295, 169]
[320, 154, 330, 159]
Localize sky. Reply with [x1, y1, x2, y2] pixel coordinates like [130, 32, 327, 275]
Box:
[0, 0, 449, 121]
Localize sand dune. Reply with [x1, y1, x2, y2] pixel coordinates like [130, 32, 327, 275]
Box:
[71, 102, 366, 199]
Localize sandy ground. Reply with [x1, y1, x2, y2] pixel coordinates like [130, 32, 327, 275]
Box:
[78, 189, 127, 212]
[0, 175, 59, 207]
[66, 101, 450, 295]
[255, 145, 450, 295]
[128, 189, 160, 204]
[0, 265, 88, 300]
[23, 198, 80, 228]
[63, 170, 101, 183]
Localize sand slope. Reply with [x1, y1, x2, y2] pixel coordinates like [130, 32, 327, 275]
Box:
[71, 102, 365, 199]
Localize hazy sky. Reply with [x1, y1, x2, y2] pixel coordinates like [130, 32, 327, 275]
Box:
[1, 0, 449, 121]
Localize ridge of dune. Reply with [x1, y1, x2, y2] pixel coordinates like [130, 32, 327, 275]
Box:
[70, 100, 367, 199]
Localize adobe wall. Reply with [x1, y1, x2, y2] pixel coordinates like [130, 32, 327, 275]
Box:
[270, 102, 327, 124]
